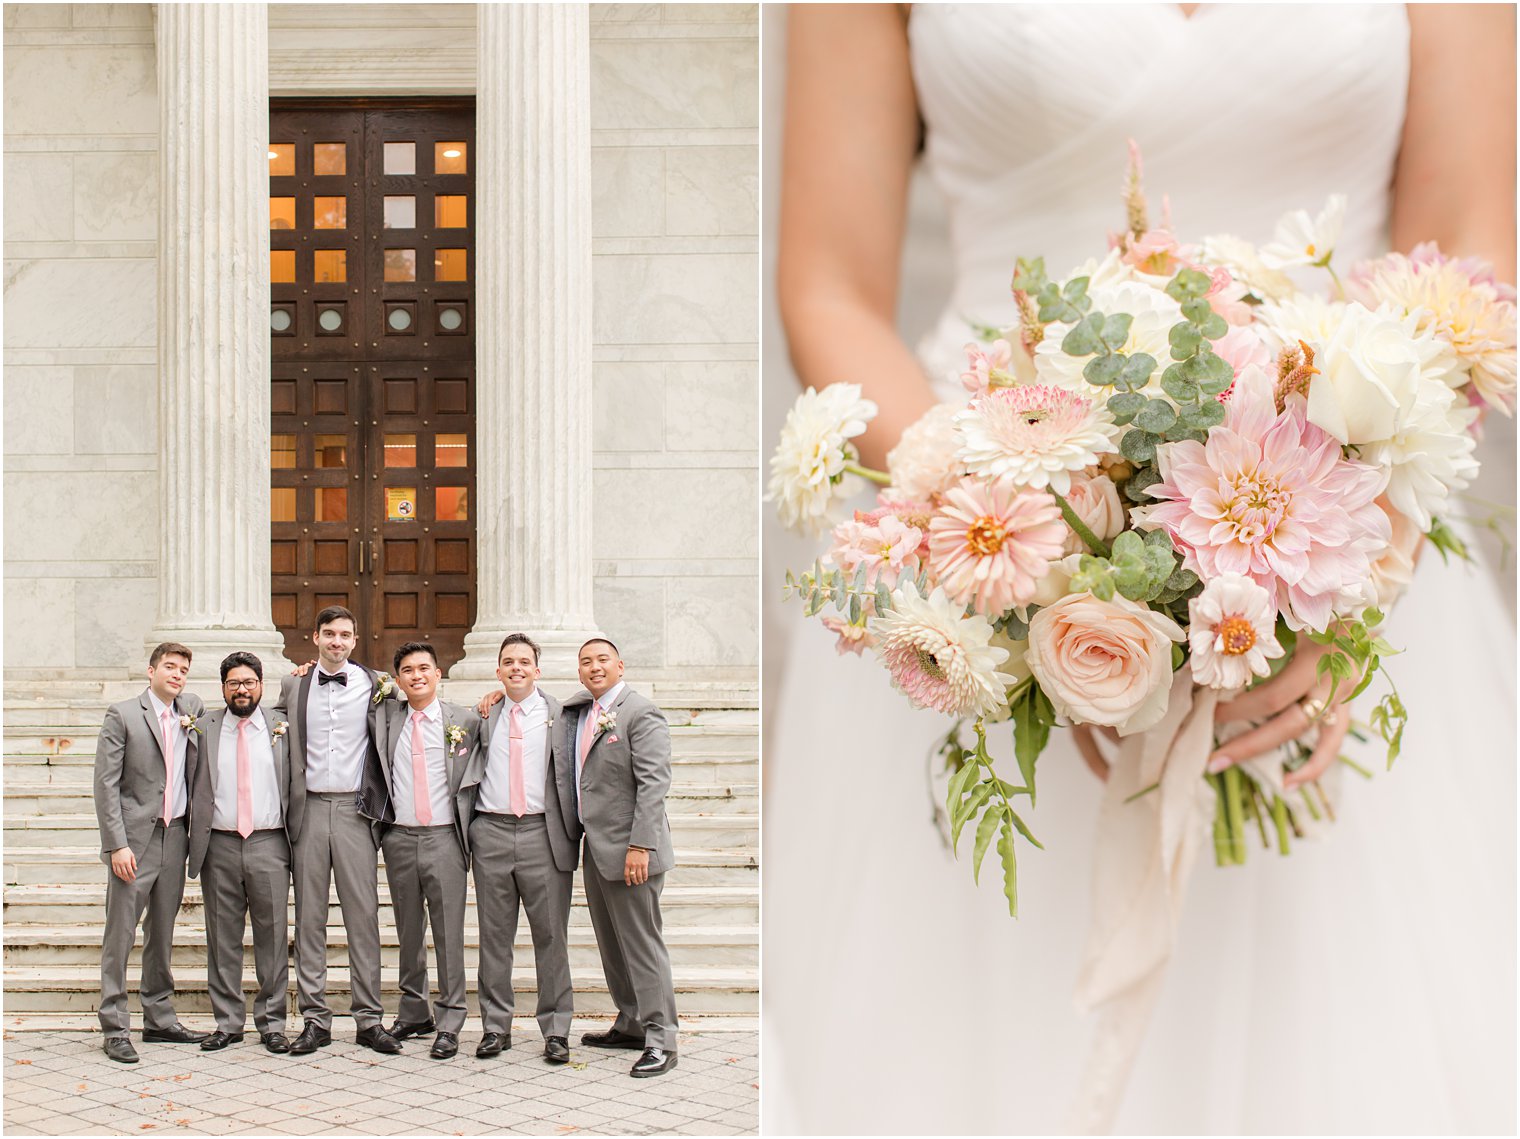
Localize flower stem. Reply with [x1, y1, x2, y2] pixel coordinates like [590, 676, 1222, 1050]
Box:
[1048, 488, 1111, 558]
[1312, 780, 1336, 823]
[1222, 765, 1247, 864]
[844, 460, 891, 487]
[1210, 773, 1231, 867]
[1270, 794, 1291, 856]
[1244, 778, 1270, 850]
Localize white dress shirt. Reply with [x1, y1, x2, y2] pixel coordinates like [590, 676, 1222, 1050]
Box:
[478, 688, 548, 816]
[574, 680, 625, 816]
[213, 708, 284, 832]
[147, 690, 190, 819]
[391, 699, 453, 827]
[303, 660, 374, 792]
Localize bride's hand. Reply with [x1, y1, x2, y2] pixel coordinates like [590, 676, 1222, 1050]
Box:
[1208, 640, 1355, 790]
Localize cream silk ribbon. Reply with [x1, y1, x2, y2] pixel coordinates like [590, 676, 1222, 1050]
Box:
[1066, 671, 1220, 1135]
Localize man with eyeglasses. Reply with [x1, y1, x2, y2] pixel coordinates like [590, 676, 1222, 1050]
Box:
[188, 653, 296, 1054]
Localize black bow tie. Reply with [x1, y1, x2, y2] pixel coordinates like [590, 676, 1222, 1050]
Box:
[318, 670, 348, 687]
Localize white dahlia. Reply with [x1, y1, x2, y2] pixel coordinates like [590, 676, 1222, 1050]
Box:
[885, 402, 964, 503]
[955, 385, 1115, 494]
[1187, 573, 1284, 691]
[1359, 381, 1479, 531]
[768, 383, 878, 534]
[873, 582, 1013, 718]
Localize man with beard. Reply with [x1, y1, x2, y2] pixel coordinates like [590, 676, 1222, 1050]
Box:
[189, 653, 296, 1054]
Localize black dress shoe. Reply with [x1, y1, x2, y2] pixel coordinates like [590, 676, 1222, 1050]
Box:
[142, 1023, 209, 1044]
[630, 1047, 677, 1078]
[386, 1017, 435, 1041]
[475, 1032, 509, 1058]
[288, 1023, 331, 1055]
[580, 1027, 645, 1050]
[429, 1031, 459, 1060]
[103, 1037, 139, 1064]
[198, 1030, 244, 1051]
[261, 1032, 291, 1054]
[356, 1025, 403, 1054]
[543, 1036, 570, 1064]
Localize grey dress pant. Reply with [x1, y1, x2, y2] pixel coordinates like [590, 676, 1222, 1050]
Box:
[203, 829, 291, 1035]
[98, 818, 188, 1037]
[292, 793, 383, 1030]
[469, 813, 574, 1038]
[583, 841, 679, 1051]
[382, 824, 468, 1034]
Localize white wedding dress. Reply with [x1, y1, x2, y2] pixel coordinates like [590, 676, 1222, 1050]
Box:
[763, 6, 1516, 1134]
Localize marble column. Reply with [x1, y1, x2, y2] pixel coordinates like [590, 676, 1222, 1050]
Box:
[454, 4, 599, 680]
[147, 3, 287, 675]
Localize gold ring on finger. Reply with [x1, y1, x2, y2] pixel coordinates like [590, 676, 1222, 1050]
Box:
[1299, 695, 1328, 722]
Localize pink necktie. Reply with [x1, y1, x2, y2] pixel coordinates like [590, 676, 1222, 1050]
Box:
[579, 701, 602, 768]
[410, 709, 433, 826]
[235, 717, 254, 838]
[159, 709, 175, 823]
[508, 702, 527, 818]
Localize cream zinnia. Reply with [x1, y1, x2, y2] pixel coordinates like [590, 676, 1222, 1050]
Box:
[1136, 367, 1390, 631]
[927, 478, 1065, 615]
[873, 583, 1012, 718]
[1187, 573, 1285, 690]
[954, 385, 1114, 493]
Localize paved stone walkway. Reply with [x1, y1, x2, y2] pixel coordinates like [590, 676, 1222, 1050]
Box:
[1, 1027, 757, 1135]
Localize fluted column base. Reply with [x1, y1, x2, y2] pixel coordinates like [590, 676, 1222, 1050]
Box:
[452, 625, 601, 684]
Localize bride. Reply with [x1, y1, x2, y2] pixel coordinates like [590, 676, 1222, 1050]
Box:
[762, 5, 1515, 1134]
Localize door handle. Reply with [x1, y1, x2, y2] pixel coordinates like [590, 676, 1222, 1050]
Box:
[358, 539, 366, 574]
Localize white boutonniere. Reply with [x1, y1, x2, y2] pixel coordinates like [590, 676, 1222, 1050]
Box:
[595, 709, 617, 737]
[445, 723, 467, 756]
[271, 720, 289, 738]
[371, 673, 395, 706]
[178, 713, 202, 737]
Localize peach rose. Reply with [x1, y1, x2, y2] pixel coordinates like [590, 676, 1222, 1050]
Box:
[1025, 592, 1184, 735]
[1058, 473, 1127, 557]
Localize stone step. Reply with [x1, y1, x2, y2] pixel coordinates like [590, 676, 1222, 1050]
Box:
[3, 923, 759, 970]
[2, 778, 760, 816]
[4, 846, 758, 888]
[3, 881, 758, 927]
[1, 965, 758, 1017]
[0, 1011, 762, 1033]
[2, 812, 759, 848]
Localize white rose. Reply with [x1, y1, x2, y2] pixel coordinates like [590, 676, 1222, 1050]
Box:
[1058, 473, 1127, 557]
[1025, 591, 1184, 735]
[1307, 304, 1424, 445]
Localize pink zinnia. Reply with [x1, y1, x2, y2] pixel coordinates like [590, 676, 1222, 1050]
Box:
[927, 478, 1065, 615]
[827, 512, 923, 588]
[1136, 367, 1390, 631]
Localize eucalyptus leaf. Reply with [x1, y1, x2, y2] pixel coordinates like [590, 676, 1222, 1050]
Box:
[1200, 311, 1229, 340]
[1119, 429, 1158, 464]
[1107, 390, 1147, 424]
[1100, 312, 1133, 350]
[1062, 322, 1100, 357]
[1135, 399, 1178, 434]
[1160, 364, 1199, 404]
[1063, 276, 1090, 302]
[1084, 353, 1124, 387]
[1168, 323, 1202, 360]
[849, 594, 861, 624]
[1118, 352, 1158, 390]
[1181, 297, 1213, 325]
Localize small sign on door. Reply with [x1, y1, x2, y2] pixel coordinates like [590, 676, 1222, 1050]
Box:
[386, 487, 417, 522]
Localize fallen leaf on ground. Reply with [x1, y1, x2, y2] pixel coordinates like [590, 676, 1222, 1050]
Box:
[13, 1059, 31, 1065]
[139, 1124, 156, 1130]
[171, 1074, 191, 1082]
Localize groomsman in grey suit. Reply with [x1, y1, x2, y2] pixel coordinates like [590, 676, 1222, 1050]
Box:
[369, 641, 479, 1060]
[563, 638, 680, 1077]
[188, 653, 295, 1054]
[94, 642, 210, 1063]
[273, 605, 400, 1056]
[467, 634, 577, 1064]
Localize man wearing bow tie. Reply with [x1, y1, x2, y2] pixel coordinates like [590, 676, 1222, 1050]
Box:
[466, 634, 576, 1064]
[94, 642, 209, 1063]
[273, 606, 400, 1056]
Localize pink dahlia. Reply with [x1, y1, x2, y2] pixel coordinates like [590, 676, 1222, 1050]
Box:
[954, 385, 1115, 493]
[1135, 367, 1390, 631]
[927, 478, 1066, 615]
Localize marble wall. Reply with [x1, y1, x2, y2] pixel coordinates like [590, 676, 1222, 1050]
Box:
[3, 2, 758, 681]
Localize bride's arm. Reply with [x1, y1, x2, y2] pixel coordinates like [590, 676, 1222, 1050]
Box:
[1391, 4, 1516, 278]
[778, 4, 938, 469]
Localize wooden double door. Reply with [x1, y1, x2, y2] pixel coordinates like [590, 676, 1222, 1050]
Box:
[269, 101, 476, 672]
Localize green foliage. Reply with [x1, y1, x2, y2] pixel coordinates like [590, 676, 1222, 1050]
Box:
[1303, 608, 1407, 768]
[1065, 528, 1188, 606]
[946, 714, 1051, 917]
[1425, 516, 1472, 565]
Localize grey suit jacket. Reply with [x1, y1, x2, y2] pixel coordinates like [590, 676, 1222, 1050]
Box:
[370, 697, 479, 862]
[272, 662, 386, 843]
[93, 688, 206, 863]
[559, 686, 675, 881]
[187, 705, 295, 878]
[463, 690, 579, 873]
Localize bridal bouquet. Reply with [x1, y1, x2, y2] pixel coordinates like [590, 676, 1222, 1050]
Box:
[769, 149, 1516, 914]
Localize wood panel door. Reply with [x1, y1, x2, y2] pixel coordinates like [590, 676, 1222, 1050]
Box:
[268, 100, 476, 672]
